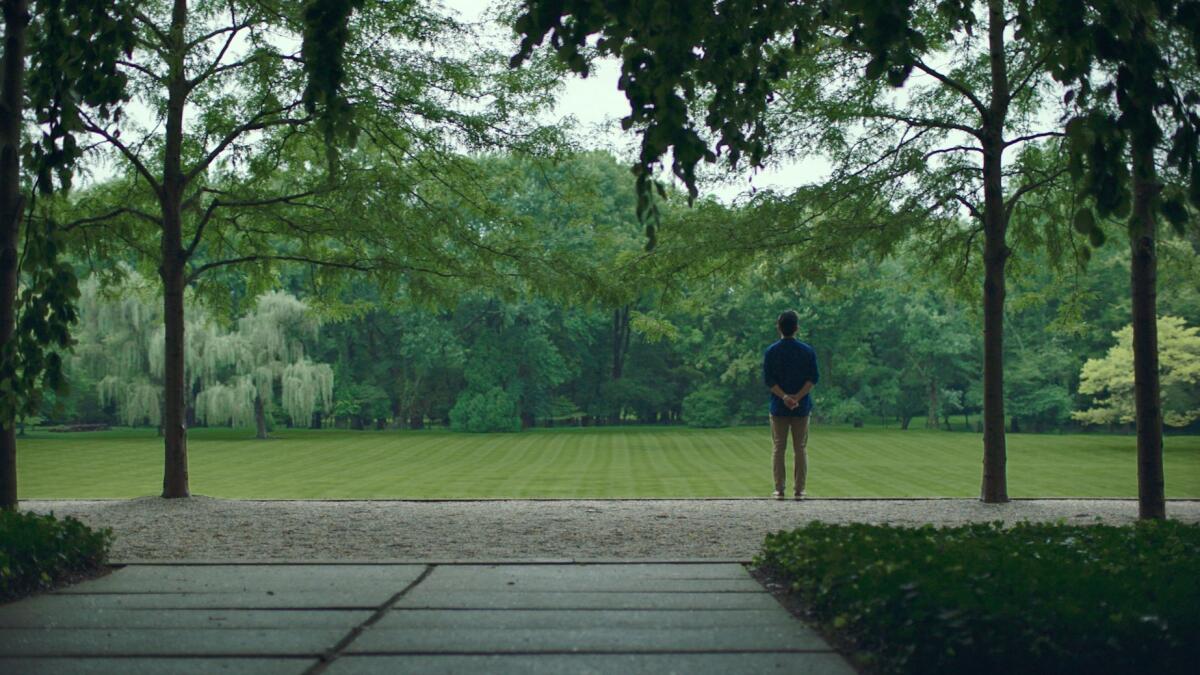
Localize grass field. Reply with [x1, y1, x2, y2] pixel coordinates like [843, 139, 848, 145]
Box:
[14, 425, 1200, 499]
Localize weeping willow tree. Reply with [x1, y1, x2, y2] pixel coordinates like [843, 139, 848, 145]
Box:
[75, 274, 170, 429]
[76, 273, 232, 430]
[196, 292, 333, 439]
[75, 275, 331, 436]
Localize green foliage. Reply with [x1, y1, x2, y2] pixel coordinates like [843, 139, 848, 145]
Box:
[301, 0, 365, 165]
[450, 386, 522, 433]
[26, 0, 136, 193]
[757, 520, 1200, 675]
[510, 0, 925, 219]
[1076, 316, 1200, 427]
[1, 0, 137, 433]
[0, 510, 111, 602]
[682, 385, 731, 428]
[0, 223, 78, 428]
[1030, 0, 1200, 222]
[331, 382, 390, 427]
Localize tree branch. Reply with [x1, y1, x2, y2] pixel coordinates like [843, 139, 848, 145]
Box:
[186, 253, 461, 285]
[188, 53, 261, 90]
[200, 188, 323, 210]
[1008, 55, 1048, 103]
[184, 103, 309, 183]
[954, 194, 984, 222]
[188, 255, 368, 283]
[133, 9, 170, 47]
[1003, 130, 1066, 148]
[954, 223, 984, 283]
[186, 15, 252, 51]
[187, 33, 240, 91]
[80, 111, 162, 196]
[1004, 167, 1068, 221]
[185, 189, 324, 258]
[923, 144, 984, 161]
[61, 207, 161, 232]
[866, 110, 982, 138]
[117, 59, 164, 83]
[914, 59, 987, 115]
[185, 201, 221, 259]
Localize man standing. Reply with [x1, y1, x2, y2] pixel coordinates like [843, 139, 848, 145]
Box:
[762, 310, 819, 500]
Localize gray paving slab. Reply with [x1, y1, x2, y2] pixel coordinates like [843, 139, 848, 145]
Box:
[427, 563, 749, 582]
[376, 608, 793, 630]
[0, 657, 315, 675]
[0, 562, 854, 674]
[349, 625, 830, 653]
[0, 627, 345, 657]
[12, 591, 383, 610]
[326, 653, 857, 675]
[395, 589, 780, 610]
[0, 609, 369, 629]
[418, 576, 764, 593]
[57, 565, 426, 593]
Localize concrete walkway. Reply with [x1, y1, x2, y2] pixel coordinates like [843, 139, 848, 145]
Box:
[0, 563, 854, 674]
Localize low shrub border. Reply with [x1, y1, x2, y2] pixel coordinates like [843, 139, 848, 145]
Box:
[756, 521, 1200, 674]
[1, 510, 112, 603]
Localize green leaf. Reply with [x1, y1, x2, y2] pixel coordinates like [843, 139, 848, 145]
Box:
[1072, 208, 1095, 234]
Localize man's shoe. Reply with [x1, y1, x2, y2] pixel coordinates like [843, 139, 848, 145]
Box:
[772, 490, 786, 500]
[793, 493, 805, 501]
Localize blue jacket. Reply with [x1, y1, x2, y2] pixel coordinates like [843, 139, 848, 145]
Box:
[762, 338, 819, 417]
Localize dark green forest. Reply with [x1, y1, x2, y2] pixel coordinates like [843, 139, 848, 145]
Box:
[50, 153, 1200, 435]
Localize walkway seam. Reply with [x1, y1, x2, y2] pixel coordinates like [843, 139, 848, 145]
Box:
[303, 564, 435, 675]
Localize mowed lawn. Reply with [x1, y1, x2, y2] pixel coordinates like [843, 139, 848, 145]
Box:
[14, 426, 1200, 499]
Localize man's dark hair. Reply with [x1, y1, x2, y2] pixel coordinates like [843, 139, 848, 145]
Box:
[777, 310, 799, 337]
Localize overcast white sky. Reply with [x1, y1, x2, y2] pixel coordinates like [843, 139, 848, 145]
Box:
[444, 0, 831, 202]
[82, 1, 828, 202]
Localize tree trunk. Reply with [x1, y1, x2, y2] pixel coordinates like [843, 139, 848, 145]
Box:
[1010, 416, 1019, 433]
[0, 0, 27, 511]
[900, 414, 912, 430]
[1130, 137, 1166, 520]
[926, 376, 939, 429]
[254, 395, 268, 439]
[159, 0, 190, 498]
[612, 305, 631, 379]
[311, 411, 322, 429]
[979, 0, 1011, 503]
[160, 246, 189, 495]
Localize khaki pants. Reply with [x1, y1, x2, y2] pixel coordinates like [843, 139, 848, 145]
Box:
[770, 415, 809, 495]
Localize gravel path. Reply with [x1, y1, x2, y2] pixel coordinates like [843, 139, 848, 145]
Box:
[23, 497, 1200, 562]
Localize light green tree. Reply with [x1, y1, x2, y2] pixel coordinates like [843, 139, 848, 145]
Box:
[74, 274, 228, 430]
[199, 292, 333, 439]
[1075, 317, 1200, 428]
[74, 275, 332, 436]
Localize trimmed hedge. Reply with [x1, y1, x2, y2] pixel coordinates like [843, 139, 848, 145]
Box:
[757, 521, 1200, 675]
[449, 386, 522, 432]
[1, 510, 112, 602]
[682, 386, 730, 428]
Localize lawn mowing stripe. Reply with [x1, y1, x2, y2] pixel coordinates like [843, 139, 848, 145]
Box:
[14, 426, 1200, 499]
[493, 429, 545, 497]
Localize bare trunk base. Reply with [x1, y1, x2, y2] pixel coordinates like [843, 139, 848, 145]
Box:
[0, 426, 15, 510]
[254, 396, 269, 440]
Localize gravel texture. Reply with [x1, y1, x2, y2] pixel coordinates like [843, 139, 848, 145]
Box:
[22, 497, 1200, 562]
